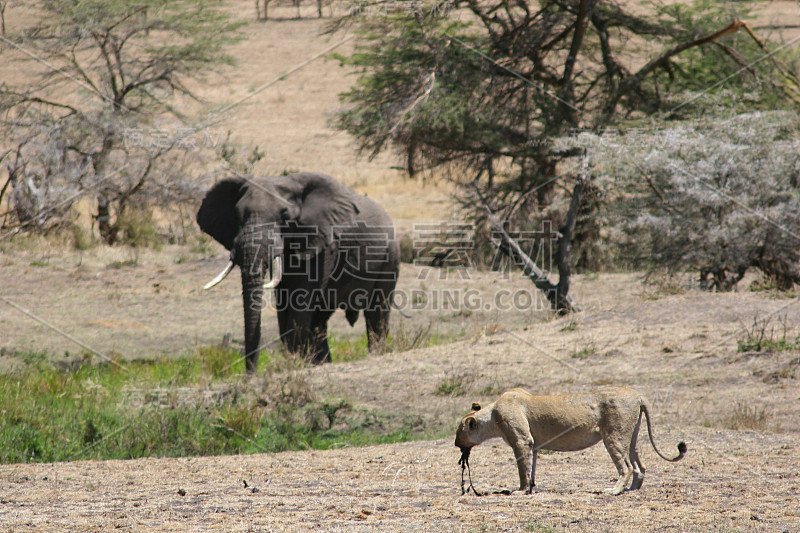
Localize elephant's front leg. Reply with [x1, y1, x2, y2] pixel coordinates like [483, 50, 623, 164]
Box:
[308, 310, 333, 364]
[277, 303, 295, 352]
[276, 287, 301, 354]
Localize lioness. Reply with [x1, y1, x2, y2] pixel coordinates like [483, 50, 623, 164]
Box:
[455, 387, 686, 495]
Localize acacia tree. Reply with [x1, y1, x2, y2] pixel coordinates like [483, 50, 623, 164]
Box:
[331, 0, 799, 307]
[335, 1, 797, 185]
[0, 0, 242, 243]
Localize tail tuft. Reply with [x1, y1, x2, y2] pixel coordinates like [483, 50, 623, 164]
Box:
[677, 441, 687, 456]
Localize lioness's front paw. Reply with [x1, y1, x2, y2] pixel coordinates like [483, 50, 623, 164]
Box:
[602, 487, 623, 495]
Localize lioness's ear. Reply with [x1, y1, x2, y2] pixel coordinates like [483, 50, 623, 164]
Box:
[467, 417, 477, 430]
[471, 402, 481, 412]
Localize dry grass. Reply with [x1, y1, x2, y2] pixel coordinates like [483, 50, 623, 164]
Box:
[722, 402, 774, 432]
[4, 252, 800, 530]
[2, 3, 800, 531]
[639, 271, 690, 300]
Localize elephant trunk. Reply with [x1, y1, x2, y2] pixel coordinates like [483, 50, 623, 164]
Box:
[239, 223, 283, 374]
[241, 267, 264, 374]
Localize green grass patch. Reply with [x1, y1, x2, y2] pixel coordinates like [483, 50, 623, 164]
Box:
[107, 259, 138, 269]
[197, 343, 245, 377]
[329, 324, 453, 364]
[0, 347, 434, 464]
[570, 344, 597, 359]
[737, 315, 800, 353]
[434, 377, 467, 396]
[738, 336, 800, 353]
[329, 334, 370, 363]
[523, 520, 559, 533]
[559, 320, 579, 332]
[737, 333, 800, 353]
[434, 371, 474, 397]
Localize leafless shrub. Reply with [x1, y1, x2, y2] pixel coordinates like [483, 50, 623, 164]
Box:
[640, 271, 689, 300]
[386, 322, 433, 353]
[560, 112, 800, 290]
[722, 402, 773, 432]
[737, 314, 800, 353]
[0, 1, 243, 243]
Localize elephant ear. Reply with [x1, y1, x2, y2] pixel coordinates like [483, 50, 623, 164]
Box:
[278, 173, 359, 253]
[196, 177, 247, 250]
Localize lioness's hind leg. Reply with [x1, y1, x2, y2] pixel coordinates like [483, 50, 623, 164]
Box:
[602, 432, 633, 495]
[629, 448, 645, 490]
[603, 457, 633, 495]
[629, 414, 645, 491]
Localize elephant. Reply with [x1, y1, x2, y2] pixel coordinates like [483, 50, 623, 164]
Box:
[196, 172, 400, 372]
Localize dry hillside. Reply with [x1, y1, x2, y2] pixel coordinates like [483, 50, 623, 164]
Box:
[2, 2, 800, 532]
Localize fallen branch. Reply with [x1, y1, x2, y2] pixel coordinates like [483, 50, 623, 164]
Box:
[490, 215, 576, 313]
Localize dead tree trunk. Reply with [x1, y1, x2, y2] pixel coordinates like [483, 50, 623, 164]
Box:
[554, 156, 589, 309]
[481, 153, 589, 315]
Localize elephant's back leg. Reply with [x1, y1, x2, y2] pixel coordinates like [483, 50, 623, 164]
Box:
[276, 287, 316, 357]
[363, 280, 393, 351]
[364, 306, 389, 352]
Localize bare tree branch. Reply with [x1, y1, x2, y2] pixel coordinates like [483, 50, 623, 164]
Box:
[600, 20, 747, 126]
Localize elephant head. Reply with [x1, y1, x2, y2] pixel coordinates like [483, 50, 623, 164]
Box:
[196, 172, 397, 372]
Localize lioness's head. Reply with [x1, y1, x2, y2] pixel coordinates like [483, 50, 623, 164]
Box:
[454, 402, 482, 449]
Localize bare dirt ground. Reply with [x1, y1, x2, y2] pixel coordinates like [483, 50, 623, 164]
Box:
[1, 430, 799, 532]
[3, 2, 800, 531]
[3, 243, 800, 531]
[0, 244, 546, 364]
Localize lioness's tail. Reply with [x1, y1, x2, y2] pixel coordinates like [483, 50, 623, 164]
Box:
[641, 403, 687, 462]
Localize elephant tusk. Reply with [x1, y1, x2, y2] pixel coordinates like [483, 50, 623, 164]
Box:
[263, 256, 283, 289]
[203, 260, 234, 290]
